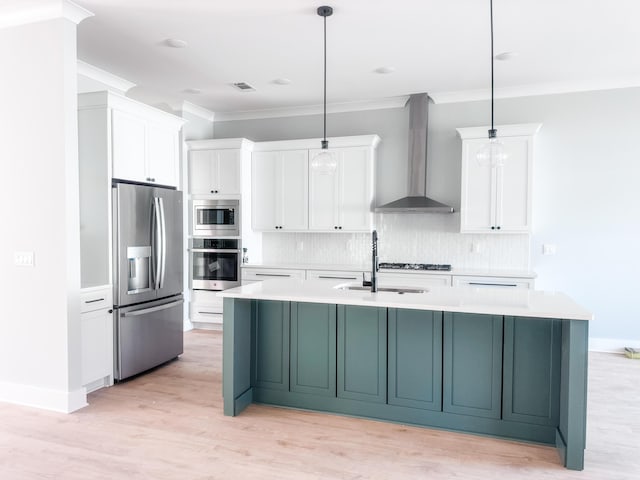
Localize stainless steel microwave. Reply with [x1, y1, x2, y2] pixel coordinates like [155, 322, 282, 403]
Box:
[191, 199, 240, 237]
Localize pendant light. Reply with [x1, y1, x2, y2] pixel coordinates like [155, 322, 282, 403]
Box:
[310, 5, 337, 174]
[477, 0, 507, 167]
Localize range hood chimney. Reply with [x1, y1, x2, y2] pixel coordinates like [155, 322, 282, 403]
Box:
[375, 93, 454, 213]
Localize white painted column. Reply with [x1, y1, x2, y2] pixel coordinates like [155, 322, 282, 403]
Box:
[0, 0, 93, 412]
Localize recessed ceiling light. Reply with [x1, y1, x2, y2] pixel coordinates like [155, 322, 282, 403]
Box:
[374, 66, 396, 74]
[495, 51, 518, 61]
[165, 38, 188, 48]
[183, 88, 201, 94]
[273, 78, 292, 85]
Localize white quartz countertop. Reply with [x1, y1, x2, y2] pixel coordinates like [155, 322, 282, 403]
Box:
[241, 263, 537, 279]
[220, 279, 592, 321]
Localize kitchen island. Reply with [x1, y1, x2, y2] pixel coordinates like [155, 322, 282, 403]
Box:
[220, 279, 591, 470]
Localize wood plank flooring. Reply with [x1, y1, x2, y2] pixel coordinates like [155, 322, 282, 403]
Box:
[1, 330, 639, 479]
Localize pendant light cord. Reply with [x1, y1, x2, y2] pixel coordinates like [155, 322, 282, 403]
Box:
[490, 0, 494, 133]
[323, 12, 327, 147]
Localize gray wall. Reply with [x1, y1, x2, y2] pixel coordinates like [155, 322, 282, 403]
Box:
[214, 87, 640, 342]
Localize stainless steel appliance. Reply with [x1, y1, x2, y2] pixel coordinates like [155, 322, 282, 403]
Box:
[112, 181, 184, 381]
[378, 262, 452, 271]
[191, 199, 240, 237]
[190, 238, 241, 290]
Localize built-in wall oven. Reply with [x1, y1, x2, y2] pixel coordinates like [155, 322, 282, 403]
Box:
[190, 238, 241, 291]
[191, 199, 240, 237]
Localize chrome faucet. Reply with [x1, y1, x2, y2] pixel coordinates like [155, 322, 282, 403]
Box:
[371, 230, 378, 292]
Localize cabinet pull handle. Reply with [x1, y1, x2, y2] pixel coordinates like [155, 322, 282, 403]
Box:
[318, 276, 357, 280]
[255, 273, 291, 277]
[84, 298, 105, 304]
[468, 282, 517, 287]
[197, 311, 219, 315]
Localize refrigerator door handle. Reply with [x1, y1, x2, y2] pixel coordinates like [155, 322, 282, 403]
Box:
[159, 197, 167, 289]
[121, 299, 184, 317]
[152, 197, 162, 290]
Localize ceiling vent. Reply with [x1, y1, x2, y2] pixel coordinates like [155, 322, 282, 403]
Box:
[232, 82, 256, 92]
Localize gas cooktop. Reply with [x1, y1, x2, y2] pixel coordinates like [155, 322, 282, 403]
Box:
[378, 262, 452, 272]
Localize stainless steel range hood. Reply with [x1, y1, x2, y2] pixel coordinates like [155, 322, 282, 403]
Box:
[376, 93, 454, 213]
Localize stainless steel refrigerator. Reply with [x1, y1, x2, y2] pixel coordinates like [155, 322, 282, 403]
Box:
[112, 181, 184, 381]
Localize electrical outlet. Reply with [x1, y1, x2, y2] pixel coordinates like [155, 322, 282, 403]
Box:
[471, 242, 481, 254]
[542, 244, 557, 255]
[14, 251, 35, 267]
[296, 241, 304, 252]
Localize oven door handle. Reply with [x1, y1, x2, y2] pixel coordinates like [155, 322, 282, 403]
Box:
[190, 248, 241, 253]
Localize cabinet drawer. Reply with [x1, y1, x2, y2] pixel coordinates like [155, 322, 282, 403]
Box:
[306, 270, 363, 283]
[377, 272, 451, 288]
[452, 276, 533, 289]
[80, 286, 112, 313]
[190, 303, 223, 323]
[242, 268, 306, 282]
[191, 289, 223, 307]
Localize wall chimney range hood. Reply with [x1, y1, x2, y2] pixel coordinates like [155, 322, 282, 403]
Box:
[376, 93, 454, 213]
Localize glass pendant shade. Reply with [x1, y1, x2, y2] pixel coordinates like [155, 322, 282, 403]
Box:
[310, 149, 337, 174]
[477, 137, 508, 167]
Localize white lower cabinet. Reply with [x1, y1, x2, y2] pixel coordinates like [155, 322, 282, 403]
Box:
[306, 270, 363, 283]
[242, 267, 306, 282]
[190, 290, 223, 328]
[377, 272, 451, 288]
[80, 286, 113, 393]
[452, 275, 534, 289]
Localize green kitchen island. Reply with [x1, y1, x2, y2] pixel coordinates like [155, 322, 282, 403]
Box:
[220, 279, 592, 470]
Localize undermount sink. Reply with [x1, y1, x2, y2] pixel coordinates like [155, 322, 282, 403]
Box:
[336, 284, 427, 294]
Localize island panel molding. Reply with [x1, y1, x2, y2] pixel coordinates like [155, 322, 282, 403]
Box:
[221, 280, 590, 470]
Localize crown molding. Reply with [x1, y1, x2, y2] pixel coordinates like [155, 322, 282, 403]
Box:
[0, 0, 93, 30]
[77, 60, 135, 94]
[187, 138, 254, 151]
[431, 76, 640, 104]
[214, 96, 409, 122]
[179, 101, 215, 122]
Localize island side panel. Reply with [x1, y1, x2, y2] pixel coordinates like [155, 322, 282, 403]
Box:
[557, 319, 589, 470]
[223, 297, 253, 416]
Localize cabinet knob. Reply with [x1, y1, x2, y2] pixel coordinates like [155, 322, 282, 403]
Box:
[334, 226, 338, 229]
[151, 178, 156, 182]
[491, 226, 495, 230]
[338, 226, 342, 230]
[497, 226, 501, 230]
[108, 309, 113, 314]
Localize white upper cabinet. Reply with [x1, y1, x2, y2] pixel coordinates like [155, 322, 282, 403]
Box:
[81, 91, 183, 188]
[187, 138, 253, 196]
[251, 149, 309, 231]
[309, 146, 374, 232]
[457, 124, 542, 233]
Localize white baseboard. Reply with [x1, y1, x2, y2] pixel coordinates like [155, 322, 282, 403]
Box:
[192, 322, 223, 331]
[0, 382, 87, 413]
[589, 337, 640, 353]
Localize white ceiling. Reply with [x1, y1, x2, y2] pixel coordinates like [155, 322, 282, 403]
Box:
[71, 0, 640, 116]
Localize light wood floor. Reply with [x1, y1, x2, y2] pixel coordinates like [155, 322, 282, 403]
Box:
[1, 330, 639, 479]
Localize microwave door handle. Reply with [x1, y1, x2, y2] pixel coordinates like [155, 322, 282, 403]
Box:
[159, 197, 167, 289]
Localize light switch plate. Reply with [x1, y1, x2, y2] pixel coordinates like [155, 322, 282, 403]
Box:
[542, 244, 557, 255]
[14, 251, 35, 267]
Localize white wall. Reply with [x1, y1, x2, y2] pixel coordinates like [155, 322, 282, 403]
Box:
[214, 88, 640, 344]
[0, 17, 86, 411]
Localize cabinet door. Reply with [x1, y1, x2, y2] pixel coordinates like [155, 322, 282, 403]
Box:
[497, 137, 532, 232]
[251, 151, 279, 231]
[308, 149, 339, 230]
[189, 150, 215, 194]
[388, 309, 442, 411]
[81, 308, 112, 386]
[147, 123, 178, 186]
[290, 302, 336, 396]
[337, 305, 386, 403]
[338, 147, 373, 231]
[280, 150, 308, 230]
[215, 149, 241, 195]
[460, 138, 495, 232]
[443, 312, 503, 418]
[503, 317, 561, 425]
[112, 109, 146, 183]
[252, 300, 290, 391]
